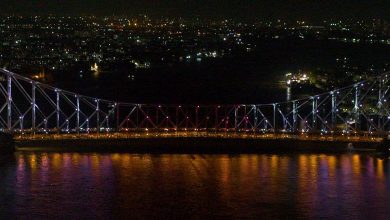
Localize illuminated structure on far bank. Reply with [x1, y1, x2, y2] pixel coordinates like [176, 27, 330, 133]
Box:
[0, 68, 390, 136]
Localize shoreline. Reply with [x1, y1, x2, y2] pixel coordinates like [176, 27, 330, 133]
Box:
[15, 137, 380, 154]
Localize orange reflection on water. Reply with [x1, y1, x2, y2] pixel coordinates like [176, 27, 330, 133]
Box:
[29, 154, 37, 170]
[52, 153, 62, 170]
[9, 152, 390, 219]
[352, 154, 361, 177]
[220, 156, 230, 184]
[376, 159, 384, 180]
[328, 155, 336, 177]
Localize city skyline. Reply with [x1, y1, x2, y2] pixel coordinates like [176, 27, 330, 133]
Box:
[0, 0, 389, 21]
[1, 14, 389, 104]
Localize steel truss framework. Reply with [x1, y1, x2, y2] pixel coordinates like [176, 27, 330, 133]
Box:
[1, 68, 390, 136]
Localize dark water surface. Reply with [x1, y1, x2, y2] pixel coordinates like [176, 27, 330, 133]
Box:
[1, 153, 390, 219]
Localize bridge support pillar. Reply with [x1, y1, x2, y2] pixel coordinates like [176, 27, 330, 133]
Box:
[253, 105, 257, 132]
[56, 90, 60, 133]
[76, 96, 80, 134]
[378, 79, 383, 132]
[195, 106, 199, 130]
[293, 101, 297, 132]
[20, 116, 23, 134]
[354, 85, 360, 133]
[96, 100, 100, 134]
[331, 92, 336, 132]
[7, 74, 12, 132]
[312, 97, 317, 131]
[32, 82, 36, 134]
[234, 106, 238, 132]
[273, 103, 276, 133]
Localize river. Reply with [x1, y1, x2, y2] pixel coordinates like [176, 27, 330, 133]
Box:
[0, 153, 389, 219]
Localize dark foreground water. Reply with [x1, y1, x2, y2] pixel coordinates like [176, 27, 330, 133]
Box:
[0, 153, 390, 219]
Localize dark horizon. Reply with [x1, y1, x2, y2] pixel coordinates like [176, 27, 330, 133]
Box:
[0, 0, 389, 22]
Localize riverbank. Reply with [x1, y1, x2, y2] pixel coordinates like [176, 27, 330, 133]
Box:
[15, 137, 380, 154]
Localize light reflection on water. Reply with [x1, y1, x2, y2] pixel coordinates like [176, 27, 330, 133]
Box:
[0, 153, 390, 219]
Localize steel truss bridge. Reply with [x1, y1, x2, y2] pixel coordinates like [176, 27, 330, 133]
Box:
[0, 68, 390, 140]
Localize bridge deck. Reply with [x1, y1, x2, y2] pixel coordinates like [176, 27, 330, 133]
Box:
[14, 132, 383, 142]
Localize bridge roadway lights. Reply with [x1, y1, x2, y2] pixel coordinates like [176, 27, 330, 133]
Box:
[1, 68, 390, 137]
[13, 131, 383, 144]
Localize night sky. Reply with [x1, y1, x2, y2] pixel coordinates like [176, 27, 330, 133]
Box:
[0, 0, 389, 21]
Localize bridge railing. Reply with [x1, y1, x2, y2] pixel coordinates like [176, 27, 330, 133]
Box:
[1, 68, 390, 136]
